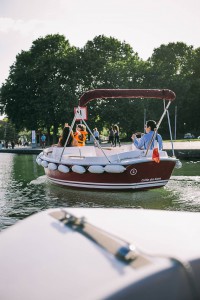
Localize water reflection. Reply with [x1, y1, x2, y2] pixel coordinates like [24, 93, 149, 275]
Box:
[0, 153, 200, 231]
[42, 181, 174, 210]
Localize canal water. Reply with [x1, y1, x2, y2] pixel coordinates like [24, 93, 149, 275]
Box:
[0, 153, 200, 231]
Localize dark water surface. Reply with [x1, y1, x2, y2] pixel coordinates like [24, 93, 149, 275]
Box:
[0, 153, 200, 231]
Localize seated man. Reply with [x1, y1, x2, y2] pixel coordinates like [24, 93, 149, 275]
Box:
[131, 120, 163, 150]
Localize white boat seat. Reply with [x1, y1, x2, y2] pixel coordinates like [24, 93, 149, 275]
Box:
[117, 150, 142, 160]
[78, 146, 97, 157]
[51, 146, 97, 160]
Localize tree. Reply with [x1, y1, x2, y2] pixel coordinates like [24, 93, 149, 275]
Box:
[148, 42, 195, 138]
[1, 35, 199, 141]
[0, 119, 16, 142]
[0, 34, 78, 143]
[77, 35, 147, 137]
[183, 47, 200, 135]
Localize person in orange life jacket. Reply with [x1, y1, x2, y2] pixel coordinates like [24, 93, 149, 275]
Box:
[131, 120, 163, 150]
[74, 124, 88, 146]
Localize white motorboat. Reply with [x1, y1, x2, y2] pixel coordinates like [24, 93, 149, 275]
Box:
[36, 89, 181, 190]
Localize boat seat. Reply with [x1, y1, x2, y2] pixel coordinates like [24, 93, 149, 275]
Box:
[79, 146, 97, 157]
[117, 150, 142, 160]
[51, 146, 97, 160]
[51, 147, 81, 160]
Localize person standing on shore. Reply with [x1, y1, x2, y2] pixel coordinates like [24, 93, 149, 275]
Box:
[113, 124, 120, 147]
[41, 134, 46, 149]
[93, 128, 100, 146]
[93, 128, 99, 140]
[108, 126, 114, 147]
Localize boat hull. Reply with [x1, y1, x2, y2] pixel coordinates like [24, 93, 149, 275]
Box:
[45, 160, 176, 190]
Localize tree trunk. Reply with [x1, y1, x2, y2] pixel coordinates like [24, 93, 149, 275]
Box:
[53, 124, 58, 144]
[47, 127, 51, 146]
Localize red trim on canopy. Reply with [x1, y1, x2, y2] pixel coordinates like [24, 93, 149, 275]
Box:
[79, 89, 176, 107]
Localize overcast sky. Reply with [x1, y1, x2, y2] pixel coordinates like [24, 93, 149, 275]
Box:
[0, 0, 200, 87]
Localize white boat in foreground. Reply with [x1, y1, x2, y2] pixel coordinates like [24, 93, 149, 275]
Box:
[0, 208, 199, 300]
[36, 89, 181, 190]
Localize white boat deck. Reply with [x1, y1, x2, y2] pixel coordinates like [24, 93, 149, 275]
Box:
[42, 145, 169, 165]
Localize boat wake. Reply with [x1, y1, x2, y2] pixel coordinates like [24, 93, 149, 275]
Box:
[166, 176, 200, 209]
[29, 175, 47, 185]
[170, 175, 200, 182]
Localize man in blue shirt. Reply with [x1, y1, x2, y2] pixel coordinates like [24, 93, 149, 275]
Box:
[132, 120, 163, 150]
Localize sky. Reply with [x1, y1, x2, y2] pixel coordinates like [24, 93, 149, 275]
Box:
[0, 0, 200, 89]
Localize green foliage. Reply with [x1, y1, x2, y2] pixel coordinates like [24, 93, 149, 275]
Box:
[0, 34, 78, 143]
[0, 119, 16, 141]
[0, 36, 200, 141]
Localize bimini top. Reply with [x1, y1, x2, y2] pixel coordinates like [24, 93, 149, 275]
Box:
[79, 89, 176, 107]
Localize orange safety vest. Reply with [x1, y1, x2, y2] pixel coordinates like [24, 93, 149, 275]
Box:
[74, 131, 88, 146]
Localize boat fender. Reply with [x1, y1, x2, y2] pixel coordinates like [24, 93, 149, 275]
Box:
[72, 165, 86, 174]
[104, 165, 126, 173]
[48, 163, 57, 171]
[36, 158, 42, 165]
[175, 160, 182, 169]
[58, 165, 70, 173]
[38, 152, 43, 158]
[41, 160, 48, 168]
[88, 165, 104, 174]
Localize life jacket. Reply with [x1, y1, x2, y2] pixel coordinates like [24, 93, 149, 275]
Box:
[74, 130, 88, 146]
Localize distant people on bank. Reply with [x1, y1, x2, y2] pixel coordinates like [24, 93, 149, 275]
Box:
[0, 141, 2, 150]
[131, 120, 163, 150]
[93, 128, 100, 141]
[41, 134, 46, 149]
[5, 141, 8, 149]
[23, 141, 29, 146]
[93, 127, 100, 146]
[11, 141, 15, 149]
[108, 126, 114, 147]
[113, 125, 121, 147]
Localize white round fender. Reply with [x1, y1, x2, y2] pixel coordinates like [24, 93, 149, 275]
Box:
[41, 160, 48, 168]
[36, 158, 42, 165]
[88, 166, 104, 174]
[104, 165, 126, 173]
[48, 163, 57, 171]
[72, 165, 86, 174]
[58, 165, 70, 173]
